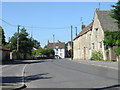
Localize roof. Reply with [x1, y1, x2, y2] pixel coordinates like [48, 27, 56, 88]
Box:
[0, 46, 10, 51]
[74, 9, 120, 41]
[74, 22, 93, 40]
[47, 42, 65, 49]
[96, 10, 120, 31]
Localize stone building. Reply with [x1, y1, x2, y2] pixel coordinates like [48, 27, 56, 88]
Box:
[73, 22, 93, 60]
[73, 9, 119, 61]
[91, 8, 119, 60]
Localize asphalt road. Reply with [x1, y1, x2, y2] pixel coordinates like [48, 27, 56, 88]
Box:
[1, 59, 119, 89]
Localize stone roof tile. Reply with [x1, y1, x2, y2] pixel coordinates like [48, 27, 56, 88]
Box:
[96, 10, 120, 31]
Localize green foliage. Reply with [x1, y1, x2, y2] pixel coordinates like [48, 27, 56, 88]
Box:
[91, 51, 103, 61]
[32, 49, 41, 56]
[0, 26, 6, 46]
[111, 1, 120, 29]
[114, 47, 120, 56]
[44, 45, 48, 48]
[40, 48, 55, 57]
[32, 39, 40, 49]
[103, 31, 120, 47]
[103, 31, 120, 56]
[7, 28, 40, 55]
[12, 50, 17, 53]
[46, 48, 55, 57]
[32, 48, 55, 58]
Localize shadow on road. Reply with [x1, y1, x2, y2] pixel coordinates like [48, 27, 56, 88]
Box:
[92, 84, 120, 90]
[2, 60, 47, 65]
[1, 73, 52, 86]
[25, 73, 52, 82]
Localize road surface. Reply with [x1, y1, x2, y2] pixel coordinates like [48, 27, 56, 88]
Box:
[1, 59, 119, 89]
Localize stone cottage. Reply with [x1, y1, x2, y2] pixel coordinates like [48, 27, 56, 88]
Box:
[73, 8, 119, 61]
[73, 22, 93, 60]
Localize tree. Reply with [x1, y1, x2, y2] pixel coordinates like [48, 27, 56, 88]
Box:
[103, 31, 120, 49]
[32, 49, 41, 57]
[32, 39, 41, 49]
[7, 32, 17, 51]
[111, 1, 120, 29]
[7, 28, 35, 54]
[44, 45, 48, 49]
[39, 48, 54, 58]
[103, 31, 120, 61]
[32, 48, 55, 58]
[0, 26, 6, 46]
[46, 48, 55, 57]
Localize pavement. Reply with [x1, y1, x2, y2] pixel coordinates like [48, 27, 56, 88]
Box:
[69, 59, 119, 70]
[25, 59, 119, 88]
[1, 59, 119, 89]
[1, 60, 33, 90]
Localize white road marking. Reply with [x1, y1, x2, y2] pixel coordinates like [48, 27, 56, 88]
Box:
[21, 64, 28, 85]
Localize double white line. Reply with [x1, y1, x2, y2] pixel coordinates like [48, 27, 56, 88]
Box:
[13, 63, 28, 90]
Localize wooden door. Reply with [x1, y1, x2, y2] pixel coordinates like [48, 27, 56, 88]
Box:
[84, 47, 86, 60]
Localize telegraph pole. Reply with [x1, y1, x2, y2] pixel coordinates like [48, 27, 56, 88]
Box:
[53, 34, 55, 43]
[75, 27, 77, 36]
[17, 25, 20, 52]
[70, 25, 73, 60]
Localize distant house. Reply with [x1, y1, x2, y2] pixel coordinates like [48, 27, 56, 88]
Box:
[0, 46, 10, 61]
[73, 8, 119, 61]
[47, 41, 65, 59]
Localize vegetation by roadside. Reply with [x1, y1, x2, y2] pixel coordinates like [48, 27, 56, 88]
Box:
[90, 50, 117, 62]
[32, 48, 55, 59]
[91, 51, 103, 61]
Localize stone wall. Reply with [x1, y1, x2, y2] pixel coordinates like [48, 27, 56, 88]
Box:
[10, 52, 33, 60]
[1, 50, 10, 61]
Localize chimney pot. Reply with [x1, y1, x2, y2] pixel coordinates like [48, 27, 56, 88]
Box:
[82, 22, 85, 30]
[96, 8, 100, 11]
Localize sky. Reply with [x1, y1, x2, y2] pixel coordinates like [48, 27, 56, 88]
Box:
[1, 2, 116, 47]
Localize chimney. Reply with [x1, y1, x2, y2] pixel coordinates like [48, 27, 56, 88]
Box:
[82, 22, 85, 30]
[96, 8, 100, 11]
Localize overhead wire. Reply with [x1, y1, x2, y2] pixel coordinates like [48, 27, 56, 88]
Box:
[0, 18, 17, 27]
[0, 18, 69, 30]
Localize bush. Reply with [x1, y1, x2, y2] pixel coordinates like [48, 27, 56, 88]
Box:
[114, 47, 120, 56]
[91, 51, 103, 61]
[32, 49, 40, 57]
[32, 48, 55, 58]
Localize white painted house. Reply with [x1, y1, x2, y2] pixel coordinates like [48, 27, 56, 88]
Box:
[47, 42, 65, 59]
